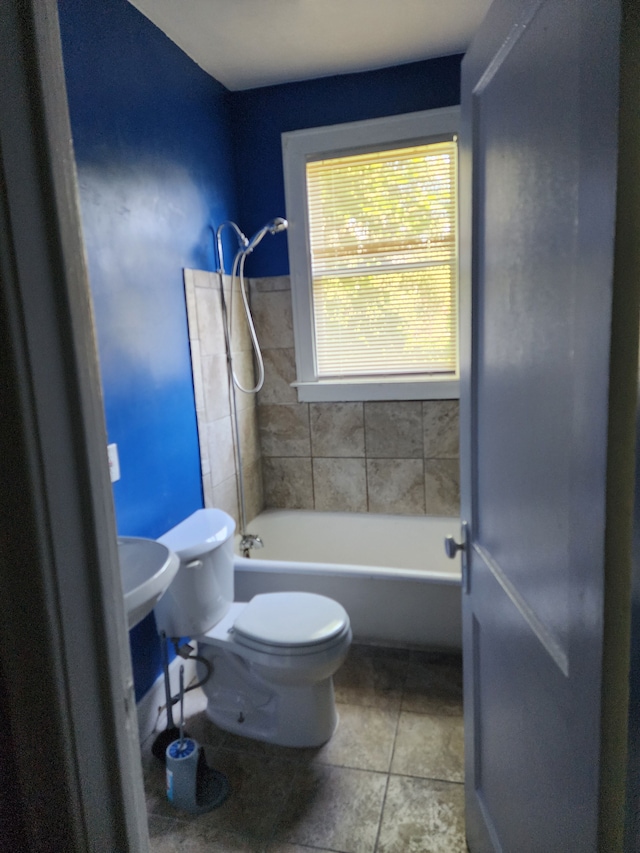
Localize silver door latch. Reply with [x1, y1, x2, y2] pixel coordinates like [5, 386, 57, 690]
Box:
[444, 535, 464, 558]
[444, 521, 470, 594]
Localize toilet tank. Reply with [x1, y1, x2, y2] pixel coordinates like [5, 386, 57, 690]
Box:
[153, 509, 235, 638]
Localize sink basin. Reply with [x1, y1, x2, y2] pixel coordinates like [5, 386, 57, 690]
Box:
[118, 537, 180, 629]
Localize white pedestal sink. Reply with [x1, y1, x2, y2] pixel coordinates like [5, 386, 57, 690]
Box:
[118, 537, 180, 630]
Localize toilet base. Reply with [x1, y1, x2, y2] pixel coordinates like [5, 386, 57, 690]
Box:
[197, 645, 341, 747]
[204, 676, 339, 748]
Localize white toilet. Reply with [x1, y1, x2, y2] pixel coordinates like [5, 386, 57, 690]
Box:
[154, 508, 352, 747]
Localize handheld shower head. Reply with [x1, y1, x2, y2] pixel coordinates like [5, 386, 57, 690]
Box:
[244, 217, 288, 254]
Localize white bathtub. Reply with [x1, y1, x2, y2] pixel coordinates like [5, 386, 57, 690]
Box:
[234, 509, 462, 650]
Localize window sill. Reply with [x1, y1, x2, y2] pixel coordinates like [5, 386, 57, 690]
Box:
[292, 377, 459, 403]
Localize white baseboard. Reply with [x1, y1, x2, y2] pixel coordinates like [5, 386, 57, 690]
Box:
[136, 653, 199, 746]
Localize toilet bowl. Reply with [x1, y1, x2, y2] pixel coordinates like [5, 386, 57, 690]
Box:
[154, 509, 351, 747]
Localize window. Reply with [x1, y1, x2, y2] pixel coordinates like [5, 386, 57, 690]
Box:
[282, 107, 460, 402]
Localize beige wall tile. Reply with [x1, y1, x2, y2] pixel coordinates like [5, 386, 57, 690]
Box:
[425, 459, 460, 516]
[238, 405, 261, 467]
[367, 459, 425, 515]
[259, 404, 310, 457]
[195, 277, 226, 357]
[423, 400, 460, 458]
[258, 348, 297, 405]
[230, 350, 258, 411]
[183, 269, 198, 341]
[243, 458, 264, 526]
[250, 275, 291, 293]
[365, 402, 423, 458]
[212, 474, 240, 527]
[310, 403, 365, 458]
[228, 288, 253, 353]
[191, 268, 212, 289]
[196, 412, 210, 477]
[207, 416, 236, 487]
[202, 353, 231, 422]
[250, 290, 294, 349]
[202, 470, 215, 510]
[313, 458, 367, 512]
[189, 338, 206, 415]
[263, 457, 313, 509]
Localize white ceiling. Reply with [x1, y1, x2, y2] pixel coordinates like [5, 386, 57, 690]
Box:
[127, 0, 493, 91]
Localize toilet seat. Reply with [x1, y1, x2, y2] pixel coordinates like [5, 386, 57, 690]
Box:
[199, 593, 351, 658]
[233, 592, 348, 645]
[231, 621, 351, 657]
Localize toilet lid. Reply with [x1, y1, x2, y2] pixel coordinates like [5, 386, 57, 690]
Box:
[233, 592, 349, 647]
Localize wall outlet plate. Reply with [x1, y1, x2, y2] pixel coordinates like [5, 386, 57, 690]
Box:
[107, 443, 120, 483]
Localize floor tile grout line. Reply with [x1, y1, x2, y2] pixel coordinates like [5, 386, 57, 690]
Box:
[397, 707, 465, 721]
[370, 676, 407, 853]
[372, 772, 392, 853]
[331, 698, 404, 713]
[388, 769, 465, 786]
[388, 702, 404, 775]
[309, 759, 395, 775]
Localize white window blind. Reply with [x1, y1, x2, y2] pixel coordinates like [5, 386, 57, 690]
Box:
[306, 140, 458, 378]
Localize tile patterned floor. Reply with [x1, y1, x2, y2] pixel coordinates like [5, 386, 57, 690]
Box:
[142, 644, 466, 853]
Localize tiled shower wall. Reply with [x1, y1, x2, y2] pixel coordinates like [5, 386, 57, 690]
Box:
[186, 271, 460, 522]
[250, 276, 460, 517]
[184, 269, 262, 528]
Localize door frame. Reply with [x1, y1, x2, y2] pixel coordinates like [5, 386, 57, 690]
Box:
[615, 3, 640, 849]
[0, 2, 148, 849]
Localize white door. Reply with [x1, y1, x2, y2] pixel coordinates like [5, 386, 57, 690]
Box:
[456, 0, 626, 849]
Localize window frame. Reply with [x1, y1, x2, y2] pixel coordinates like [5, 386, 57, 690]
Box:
[282, 106, 461, 403]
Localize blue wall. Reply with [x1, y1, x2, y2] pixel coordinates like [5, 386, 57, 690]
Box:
[58, 0, 237, 699]
[229, 55, 462, 277]
[58, 0, 461, 702]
